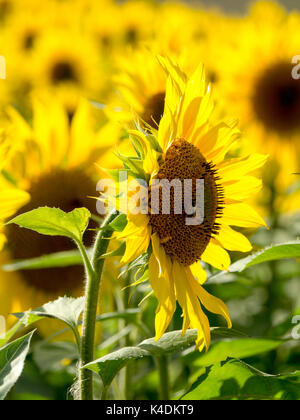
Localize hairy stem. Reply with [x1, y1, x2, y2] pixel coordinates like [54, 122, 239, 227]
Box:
[78, 210, 119, 400]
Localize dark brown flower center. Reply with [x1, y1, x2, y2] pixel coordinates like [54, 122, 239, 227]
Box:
[149, 139, 223, 266]
[6, 169, 97, 293]
[23, 32, 37, 51]
[50, 61, 78, 84]
[253, 62, 300, 134]
[125, 28, 138, 45]
[142, 92, 165, 129]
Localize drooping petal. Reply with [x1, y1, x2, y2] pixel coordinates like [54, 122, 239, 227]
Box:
[173, 261, 210, 349]
[187, 268, 232, 329]
[150, 234, 176, 340]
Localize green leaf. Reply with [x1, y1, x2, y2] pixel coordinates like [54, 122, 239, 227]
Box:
[138, 328, 243, 356]
[83, 328, 244, 388]
[84, 347, 149, 388]
[96, 309, 140, 323]
[99, 242, 126, 259]
[7, 207, 91, 243]
[32, 341, 78, 374]
[0, 331, 35, 400]
[108, 213, 127, 232]
[13, 297, 84, 337]
[181, 359, 300, 400]
[208, 241, 300, 284]
[0, 318, 24, 348]
[229, 241, 300, 273]
[1, 249, 83, 272]
[186, 338, 285, 368]
[103, 168, 130, 183]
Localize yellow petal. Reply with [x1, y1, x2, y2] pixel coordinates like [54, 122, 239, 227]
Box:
[0, 189, 30, 220]
[0, 232, 6, 251]
[188, 269, 232, 329]
[149, 235, 176, 340]
[190, 262, 207, 285]
[194, 120, 239, 157]
[223, 176, 262, 201]
[201, 240, 231, 271]
[222, 203, 267, 228]
[217, 154, 268, 181]
[216, 225, 252, 252]
[173, 261, 211, 350]
[121, 231, 150, 265]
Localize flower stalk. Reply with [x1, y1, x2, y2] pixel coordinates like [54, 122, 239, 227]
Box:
[78, 209, 119, 400]
[156, 355, 170, 400]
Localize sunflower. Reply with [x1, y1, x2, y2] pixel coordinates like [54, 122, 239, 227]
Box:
[0, 137, 30, 251]
[0, 96, 120, 333]
[29, 28, 105, 111]
[110, 58, 267, 350]
[214, 1, 300, 211]
[109, 48, 170, 128]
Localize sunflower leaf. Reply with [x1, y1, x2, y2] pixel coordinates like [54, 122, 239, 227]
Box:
[180, 359, 300, 400]
[208, 241, 300, 283]
[184, 337, 285, 368]
[229, 241, 300, 272]
[0, 330, 35, 400]
[7, 207, 91, 243]
[1, 249, 84, 272]
[82, 328, 244, 388]
[13, 297, 84, 335]
[138, 328, 245, 356]
[0, 318, 25, 348]
[84, 347, 149, 388]
[108, 213, 127, 232]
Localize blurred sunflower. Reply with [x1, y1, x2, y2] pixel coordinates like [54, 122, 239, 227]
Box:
[118, 0, 155, 47]
[0, 97, 120, 333]
[0, 1, 55, 112]
[110, 59, 267, 350]
[0, 137, 30, 251]
[215, 1, 300, 210]
[109, 48, 169, 128]
[30, 29, 105, 112]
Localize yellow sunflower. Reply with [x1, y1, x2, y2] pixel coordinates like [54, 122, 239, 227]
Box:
[0, 137, 30, 251]
[109, 48, 170, 127]
[214, 1, 300, 211]
[0, 96, 120, 334]
[111, 58, 267, 351]
[29, 28, 105, 112]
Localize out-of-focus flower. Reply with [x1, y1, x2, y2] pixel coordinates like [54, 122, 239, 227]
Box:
[214, 1, 300, 212]
[0, 96, 120, 334]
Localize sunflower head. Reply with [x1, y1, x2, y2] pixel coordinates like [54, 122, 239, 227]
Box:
[106, 57, 267, 350]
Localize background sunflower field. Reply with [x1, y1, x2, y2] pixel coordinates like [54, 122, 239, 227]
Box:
[0, 0, 299, 402]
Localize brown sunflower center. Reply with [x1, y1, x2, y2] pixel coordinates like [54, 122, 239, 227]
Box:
[6, 169, 97, 293]
[142, 92, 165, 129]
[149, 139, 223, 266]
[50, 61, 78, 84]
[253, 62, 300, 133]
[23, 32, 37, 51]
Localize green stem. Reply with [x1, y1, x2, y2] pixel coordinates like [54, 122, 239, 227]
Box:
[156, 355, 170, 400]
[78, 210, 119, 401]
